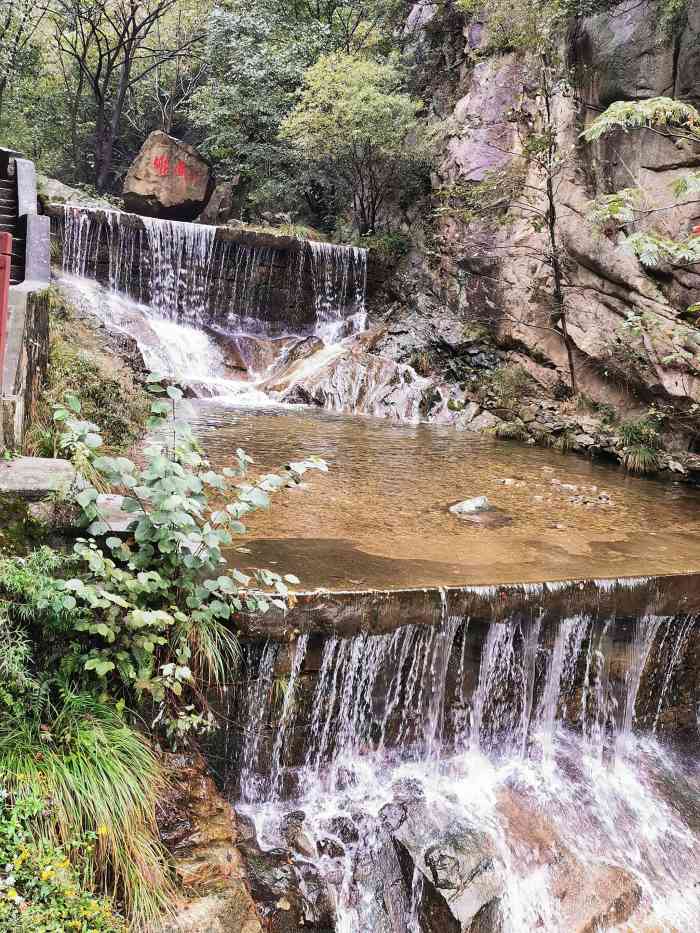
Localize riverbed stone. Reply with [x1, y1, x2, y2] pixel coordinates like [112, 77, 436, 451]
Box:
[123, 131, 213, 221]
[380, 795, 502, 928]
[450, 496, 490, 514]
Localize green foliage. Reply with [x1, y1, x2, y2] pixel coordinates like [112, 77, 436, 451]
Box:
[622, 445, 661, 474]
[0, 788, 124, 932]
[435, 169, 526, 225]
[493, 419, 529, 440]
[583, 97, 700, 143]
[362, 232, 412, 265]
[618, 416, 663, 450]
[280, 52, 429, 233]
[3, 381, 326, 745]
[481, 366, 534, 410]
[0, 693, 167, 928]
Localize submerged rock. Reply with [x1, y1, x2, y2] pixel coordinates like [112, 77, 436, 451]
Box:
[450, 496, 491, 514]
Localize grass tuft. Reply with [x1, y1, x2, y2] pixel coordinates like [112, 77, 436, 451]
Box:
[622, 444, 661, 474]
[0, 692, 173, 929]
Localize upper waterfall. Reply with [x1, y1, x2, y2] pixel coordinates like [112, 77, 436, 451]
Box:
[57, 204, 368, 340]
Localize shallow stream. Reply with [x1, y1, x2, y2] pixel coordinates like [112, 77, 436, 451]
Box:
[55, 207, 700, 932]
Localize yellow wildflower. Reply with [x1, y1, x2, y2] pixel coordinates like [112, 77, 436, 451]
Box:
[6, 889, 18, 900]
[97, 823, 109, 836]
[40, 867, 54, 881]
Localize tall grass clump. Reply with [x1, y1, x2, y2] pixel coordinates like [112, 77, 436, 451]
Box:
[0, 694, 172, 927]
[619, 415, 662, 473]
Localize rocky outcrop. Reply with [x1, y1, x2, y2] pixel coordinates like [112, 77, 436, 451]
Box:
[394, 0, 700, 456]
[123, 131, 213, 221]
[153, 752, 262, 933]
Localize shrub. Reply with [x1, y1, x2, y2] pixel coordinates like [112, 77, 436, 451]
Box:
[494, 420, 528, 441]
[483, 365, 533, 411]
[0, 694, 170, 928]
[2, 381, 327, 746]
[280, 53, 429, 234]
[619, 416, 663, 450]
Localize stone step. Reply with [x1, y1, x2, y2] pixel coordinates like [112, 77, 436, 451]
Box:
[0, 458, 79, 502]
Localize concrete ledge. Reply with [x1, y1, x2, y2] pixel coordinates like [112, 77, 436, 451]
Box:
[0, 457, 77, 501]
[1, 285, 50, 448]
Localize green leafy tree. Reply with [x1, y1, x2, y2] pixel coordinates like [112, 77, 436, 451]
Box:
[0, 0, 48, 130]
[280, 52, 427, 233]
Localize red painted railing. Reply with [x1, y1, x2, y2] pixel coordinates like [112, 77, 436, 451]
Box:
[0, 232, 10, 379]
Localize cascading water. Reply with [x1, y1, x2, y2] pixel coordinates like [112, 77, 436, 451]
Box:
[59, 205, 367, 334]
[226, 606, 700, 932]
[56, 204, 370, 405]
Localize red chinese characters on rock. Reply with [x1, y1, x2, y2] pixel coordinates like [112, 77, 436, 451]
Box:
[153, 154, 170, 177]
[152, 155, 201, 185]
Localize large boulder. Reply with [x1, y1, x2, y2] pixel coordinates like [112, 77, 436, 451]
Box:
[123, 131, 213, 221]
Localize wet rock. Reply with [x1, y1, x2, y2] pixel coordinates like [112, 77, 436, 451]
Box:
[497, 788, 642, 933]
[280, 811, 317, 859]
[282, 335, 325, 367]
[316, 837, 345, 859]
[455, 401, 482, 428]
[469, 898, 503, 933]
[450, 496, 513, 528]
[378, 795, 502, 929]
[320, 815, 360, 845]
[574, 433, 596, 448]
[153, 893, 263, 933]
[153, 753, 262, 932]
[123, 131, 213, 221]
[394, 838, 462, 933]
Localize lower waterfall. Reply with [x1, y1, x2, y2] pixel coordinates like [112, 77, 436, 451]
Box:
[211, 610, 700, 932]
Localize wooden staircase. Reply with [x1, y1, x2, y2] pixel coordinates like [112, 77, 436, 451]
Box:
[0, 162, 24, 285]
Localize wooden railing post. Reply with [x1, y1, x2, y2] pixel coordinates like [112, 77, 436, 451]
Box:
[0, 232, 11, 380]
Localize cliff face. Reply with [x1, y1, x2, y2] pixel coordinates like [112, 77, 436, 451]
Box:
[386, 1, 700, 444]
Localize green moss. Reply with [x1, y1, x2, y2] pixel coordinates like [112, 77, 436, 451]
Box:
[0, 496, 46, 557]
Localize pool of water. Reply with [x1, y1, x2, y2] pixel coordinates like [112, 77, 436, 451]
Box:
[186, 399, 700, 590]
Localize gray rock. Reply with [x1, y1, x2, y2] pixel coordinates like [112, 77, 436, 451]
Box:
[466, 412, 502, 433]
[574, 433, 596, 448]
[0, 457, 78, 502]
[198, 180, 239, 225]
[450, 496, 490, 515]
[381, 796, 503, 928]
[455, 401, 482, 427]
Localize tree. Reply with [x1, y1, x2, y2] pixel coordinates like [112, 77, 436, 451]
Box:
[191, 1, 326, 207]
[0, 0, 48, 130]
[51, 0, 204, 192]
[280, 52, 427, 234]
